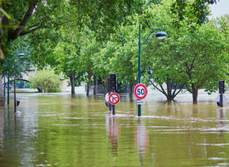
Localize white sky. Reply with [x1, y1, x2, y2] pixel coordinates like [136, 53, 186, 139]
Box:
[209, 0, 229, 19]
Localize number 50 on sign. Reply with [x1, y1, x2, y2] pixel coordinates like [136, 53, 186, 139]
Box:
[134, 84, 148, 100]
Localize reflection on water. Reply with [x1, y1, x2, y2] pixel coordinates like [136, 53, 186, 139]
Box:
[217, 108, 226, 137]
[136, 119, 148, 153]
[1, 93, 229, 166]
[106, 115, 120, 156]
[136, 118, 149, 167]
[0, 106, 4, 153]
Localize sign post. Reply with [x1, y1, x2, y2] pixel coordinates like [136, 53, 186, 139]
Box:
[134, 84, 148, 116]
[109, 93, 120, 115]
[107, 77, 112, 111]
[217, 94, 226, 107]
[218, 80, 225, 107]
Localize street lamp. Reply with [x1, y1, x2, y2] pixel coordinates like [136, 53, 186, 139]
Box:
[138, 23, 167, 116]
[14, 53, 25, 113]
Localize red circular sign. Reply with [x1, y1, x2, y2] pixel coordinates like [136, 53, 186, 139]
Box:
[134, 84, 148, 99]
[109, 93, 120, 105]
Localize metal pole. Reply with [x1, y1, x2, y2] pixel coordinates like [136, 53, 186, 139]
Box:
[4, 72, 5, 101]
[14, 77, 16, 113]
[109, 103, 112, 111]
[138, 23, 141, 116]
[109, 92, 112, 111]
[220, 93, 223, 107]
[112, 90, 116, 115]
[112, 105, 116, 115]
[7, 73, 10, 105]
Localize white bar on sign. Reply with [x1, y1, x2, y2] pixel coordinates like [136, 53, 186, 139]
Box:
[137, 100, 145, 105]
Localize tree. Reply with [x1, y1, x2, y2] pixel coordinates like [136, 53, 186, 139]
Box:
[109, 25, 139, 99]
[171, 0, 219, 27]
[140, 1, 188, 101]
[139, 0, 229, 102]
[80, 35, 101, 96]
[0, 0, 145, 61]
[2, 35, 34, 77]
[52, 34, 86, 95]
[29, 66, 63, 93]
[177, 23, 229, 101]
[147, 21, 229, 102]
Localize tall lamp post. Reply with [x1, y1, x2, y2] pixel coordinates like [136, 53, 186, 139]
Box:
[138, 23, 167, 116]
[14, 53, 25, 113]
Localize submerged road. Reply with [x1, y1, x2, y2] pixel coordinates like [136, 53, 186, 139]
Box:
[0, 90, 229, 166]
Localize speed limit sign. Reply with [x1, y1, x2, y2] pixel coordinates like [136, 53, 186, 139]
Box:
[134, 84, 148, 99]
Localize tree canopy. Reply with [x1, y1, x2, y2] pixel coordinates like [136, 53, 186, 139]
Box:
[1, 0, 228, 102]
[29, 66, 63, 93]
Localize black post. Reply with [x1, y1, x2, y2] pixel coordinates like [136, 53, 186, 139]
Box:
[110, 73, 117, 115]
[112, 90, 116, 115]
[218, 80, 225, 107]
[220, 93, 223, 107]
[108, 77, 112, 111]
[109, 101, 112, 111]
[112, 105, 116, 115]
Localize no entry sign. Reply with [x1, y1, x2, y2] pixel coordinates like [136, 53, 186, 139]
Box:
[109, 93, 120, 105]
[134, 84, 148, 100]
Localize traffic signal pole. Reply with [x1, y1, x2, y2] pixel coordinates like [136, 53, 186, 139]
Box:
[220, 93, 223, 107]
[218, 80, 225, 107]
[109, 73, 117, 115]
[107, 77, 112, 111]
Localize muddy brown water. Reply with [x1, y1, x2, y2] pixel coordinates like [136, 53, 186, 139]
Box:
[0, 90, 229, 167]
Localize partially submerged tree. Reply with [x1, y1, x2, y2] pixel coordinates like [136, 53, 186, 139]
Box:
[177, 23, 229, 101]
[141, 0, 229, 101]
[137, 0, 187, 101]
[29, 66, 62, 93]
[52, 35, 86, 95]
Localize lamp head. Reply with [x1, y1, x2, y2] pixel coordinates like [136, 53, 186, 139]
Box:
[148, 66, 152, 75]
[155, 31, 167, 39]
[18, 53, 25, 58]
[148, 70, 152, 75]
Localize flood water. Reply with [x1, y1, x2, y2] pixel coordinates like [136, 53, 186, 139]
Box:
[0, 90, 229, 167]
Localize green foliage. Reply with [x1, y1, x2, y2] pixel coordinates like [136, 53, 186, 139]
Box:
[95, 0, 228, 101]
[1, 35, 34, 79]
[1, 0, 227, 102]
[171, 0, 219, 27]
[29, 66, 63, 93]
[15, 80, 30, 88]
[143, 0, 229, 101]
[0, 0, 146, 67]
[48, 87, 61, 93]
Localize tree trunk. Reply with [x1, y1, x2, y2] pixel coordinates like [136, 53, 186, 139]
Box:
[87, 73, 92, 96]
[69, 72, 75, 95]
[166, 95, 173, 101]
[166, 82, 174, 101]
[192, 84, 198, 102]
[104, 81, 107, 96]
[93, 75, 97, 95]
[129, 83, 133, 100]
[166, 82, 172, 101]
[42, 85, 45, 93]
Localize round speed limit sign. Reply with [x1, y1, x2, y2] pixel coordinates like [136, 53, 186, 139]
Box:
[134, 84, 148, 100]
